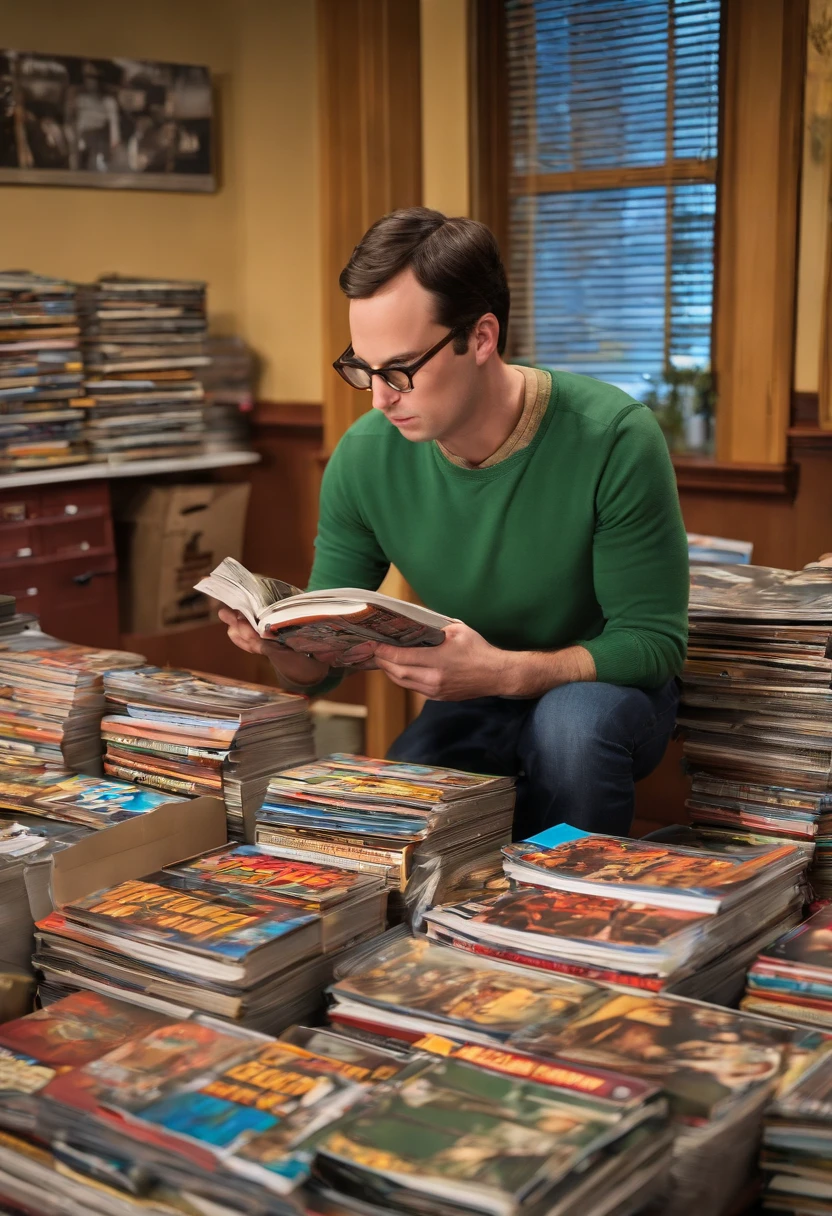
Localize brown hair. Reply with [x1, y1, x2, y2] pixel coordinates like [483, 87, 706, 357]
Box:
[339, 207, 510, 356]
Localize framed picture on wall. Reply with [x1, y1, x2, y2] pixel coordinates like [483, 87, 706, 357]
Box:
[0, 51, 215, 192]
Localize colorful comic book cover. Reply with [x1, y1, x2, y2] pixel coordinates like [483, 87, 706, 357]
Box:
[503, 834, 796, 895]
[433, 888, 707, 949]
[277, 1027, 407, 1084]
[754, 903, 832, 970]
[331, 935, 599, 1040]
[276, 766, 450, 807]
[314, 1054, 630, 1202]
[36, 774, 173, 820]
[317, 754, 505, 791]
[43, 1020, 252, 1115]
[47, 879, 320, 962]
[105, 667, 303, 716]
[173, 845, 379, 906]
[0, 991, 171, 1068]
[513, 992, 790, 1120]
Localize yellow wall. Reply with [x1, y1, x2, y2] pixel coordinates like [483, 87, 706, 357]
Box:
[420, 0, 470, 217]
[0, 0, 322, 401]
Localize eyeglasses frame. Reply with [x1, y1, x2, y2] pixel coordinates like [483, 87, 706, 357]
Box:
[332, 326, 464, 393]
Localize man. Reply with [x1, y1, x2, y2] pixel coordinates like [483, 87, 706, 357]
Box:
[221, 207, 689, 838]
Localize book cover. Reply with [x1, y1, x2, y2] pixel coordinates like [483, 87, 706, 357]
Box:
[332, 935, 598, 1040]
[276, 766, 449, 807]
[514, 992, 790, 1119]
[0, 990, 171, 1068]
[51, 879, 320, 962]
[434, 888, 706, 948]
[173, 845, 378, 906]
[756, 904, 832, 971]
[315, 1054, 627, 1200]
[503, 834, 795, 896]
[319, 753, 502, 790]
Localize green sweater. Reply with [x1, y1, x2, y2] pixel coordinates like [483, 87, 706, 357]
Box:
[307, 369, 689, 690]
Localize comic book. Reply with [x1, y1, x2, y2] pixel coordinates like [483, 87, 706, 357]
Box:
[274, 758, 511, 807]
[313, 1051, 666, 1214]
[195, 556, 450, 668]
[277, 1026, 408, 1084]
[329, 933, 601, 1044]
[512, 991, 791, 1121]
[502, 833, 804, 913]
[40, 879, 322, 976]
[168, 844, 384, 908]
[104, 666, 315, 722]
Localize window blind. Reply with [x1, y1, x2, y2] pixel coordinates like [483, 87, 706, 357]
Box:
[506, 0, 720, 407]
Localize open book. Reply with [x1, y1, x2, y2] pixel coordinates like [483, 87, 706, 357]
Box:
[196, 557, 449, 667]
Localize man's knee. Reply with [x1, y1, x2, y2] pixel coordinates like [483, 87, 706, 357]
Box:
[524, 682, 637, 762]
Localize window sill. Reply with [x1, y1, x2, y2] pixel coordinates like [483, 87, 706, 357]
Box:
[672, 456, 798, 498]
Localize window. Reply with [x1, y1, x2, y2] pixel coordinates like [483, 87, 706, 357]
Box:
[506, 0, 721, 453]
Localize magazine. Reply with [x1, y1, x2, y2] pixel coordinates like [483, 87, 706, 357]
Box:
[502, 833, 803, 913]
[195, 556, 450, 666]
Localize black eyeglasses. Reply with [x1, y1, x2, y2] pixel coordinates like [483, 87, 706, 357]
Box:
[332, 327, 462, 392]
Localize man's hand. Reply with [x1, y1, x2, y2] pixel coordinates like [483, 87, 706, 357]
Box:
[218, 607, 330, 689]
[374, 621, 513, 700]
[375, 621, 597, 700]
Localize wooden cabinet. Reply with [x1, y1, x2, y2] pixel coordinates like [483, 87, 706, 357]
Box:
[0, 481, 120, 648]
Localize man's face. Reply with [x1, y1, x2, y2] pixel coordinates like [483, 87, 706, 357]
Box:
[348, 268, 477, 444]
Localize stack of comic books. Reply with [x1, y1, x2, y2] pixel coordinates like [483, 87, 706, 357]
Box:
[0, 994, 394, 1215]
[34, 844, 388, 1033]
[679, 563, 832, 895]
[759, 1040, 832, 1215]
[309, 1039, 673, 1216]
[101, 666, 316, 839]
[742, 902, 832, 1030]
[491, 830, 807, 1003]
[0, 756, 176, 828]
[0, 629, 145, 774]
[255, 754, 515, 923]
[35, 1020, 377, 1213]
[78, 276, 209, 463]
[0, 271, 88, 472]
[510, 989, 798, 1216]
[326, 931, 602, 1047]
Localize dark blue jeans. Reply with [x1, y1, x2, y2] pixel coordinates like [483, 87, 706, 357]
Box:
[387, 679, 680, 840]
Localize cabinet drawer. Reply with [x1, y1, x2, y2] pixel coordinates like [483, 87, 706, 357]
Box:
[40, 483, 110, 519]
[40, 515, 111, 558]
[0, 554, 120, 649]
[0, 523, 40, 561]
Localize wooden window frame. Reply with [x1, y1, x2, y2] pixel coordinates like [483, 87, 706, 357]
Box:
[471, 0, 809, 468]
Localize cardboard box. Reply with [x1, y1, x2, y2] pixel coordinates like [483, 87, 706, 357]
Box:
[27, 795, 228, 922]
[116, 483, 251, 634]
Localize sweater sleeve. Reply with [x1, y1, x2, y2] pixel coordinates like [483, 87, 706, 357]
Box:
[579, 406, 689, 689]
[299, 434, 391, 698]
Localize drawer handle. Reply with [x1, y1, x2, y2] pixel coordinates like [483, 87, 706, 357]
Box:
[71, 570, 108, 586]
[15, 547, 32, 558]
[64, 504, 79, 516]
[25, 587, 37, 597]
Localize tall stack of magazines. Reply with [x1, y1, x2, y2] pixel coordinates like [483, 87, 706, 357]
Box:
[678, 563, 832, 895]
[34, 842, 388, 1032]
[742, 900, 832, 1030]
[423, 826, 808, 1004]
[255, 754, 515, 923]
[0, 271, 87, 472]
[0, 630, 145, 774]
[78, 275, 209, 462]
[101, 666, 316, 839]
[758, 1039, 832, 1214]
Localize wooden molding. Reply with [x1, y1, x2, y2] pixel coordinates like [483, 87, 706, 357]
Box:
[673, 456, 798, 497]
[469, 0, 509, 254]
[791, 390, 820, 426]
[318, 0, 423, 457]
[714, 0, 808, 464]
[788, 426, 832, 451]
[251, 401, 323, 431]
